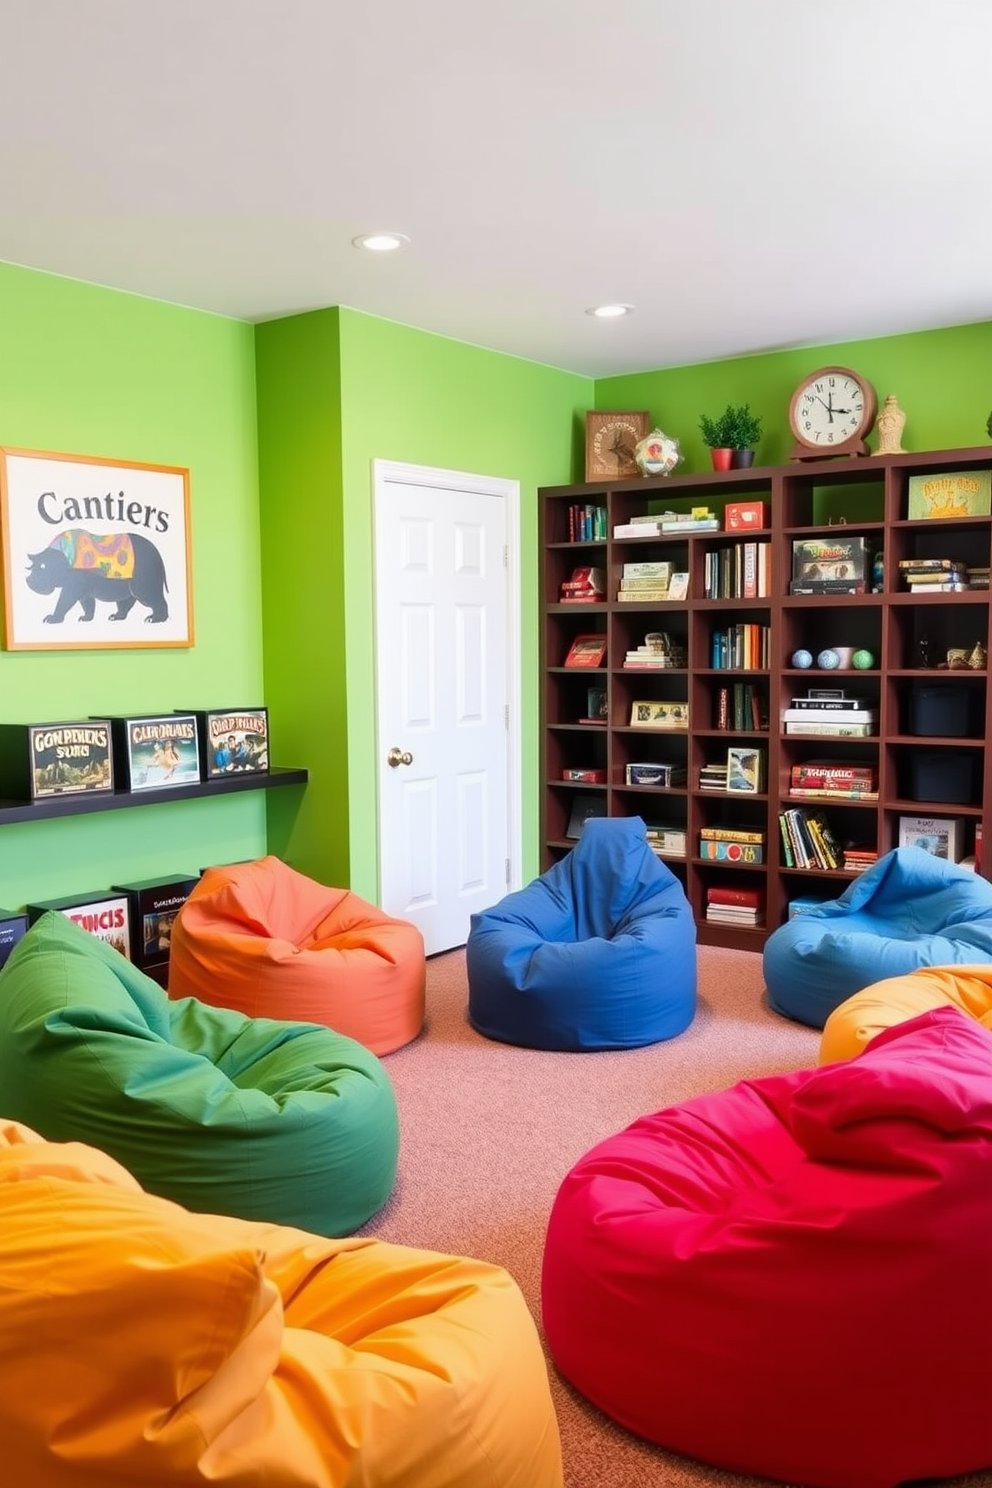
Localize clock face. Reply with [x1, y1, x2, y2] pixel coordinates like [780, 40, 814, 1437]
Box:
[790, 368, 876, 449]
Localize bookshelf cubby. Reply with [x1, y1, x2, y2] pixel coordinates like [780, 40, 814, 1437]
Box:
[539, 445, 992, 949]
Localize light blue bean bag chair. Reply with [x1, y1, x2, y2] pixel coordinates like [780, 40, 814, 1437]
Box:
[763, 846, 992, 1028]
[466, 816, 697, 1051]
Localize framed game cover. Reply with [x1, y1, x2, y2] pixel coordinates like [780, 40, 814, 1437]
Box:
[190, 707, 269, 778]
[0, 719, 114, 801]
[108, 713, 201, 792]
[26, 890, 131, 959]
[0, 446, 193, 651]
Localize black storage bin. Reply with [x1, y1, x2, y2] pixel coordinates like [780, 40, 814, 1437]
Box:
[909, 750, 976, 804]
[910, 684, 973, 737]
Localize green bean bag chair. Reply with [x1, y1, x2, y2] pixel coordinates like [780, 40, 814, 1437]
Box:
[0, 912, 398, 1236]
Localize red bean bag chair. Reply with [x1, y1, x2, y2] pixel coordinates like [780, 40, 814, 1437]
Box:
[169, 856, 425, 1055]
[542, 1007, 992, 1488]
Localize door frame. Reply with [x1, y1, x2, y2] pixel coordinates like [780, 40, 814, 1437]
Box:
[371, 458, 523, 912]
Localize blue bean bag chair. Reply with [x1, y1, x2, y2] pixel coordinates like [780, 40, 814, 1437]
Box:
[763, 846, 992, 1028]
[466, 816, 696, 1050]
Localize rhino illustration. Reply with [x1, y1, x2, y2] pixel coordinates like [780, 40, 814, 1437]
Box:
[26, 530, 169, 624]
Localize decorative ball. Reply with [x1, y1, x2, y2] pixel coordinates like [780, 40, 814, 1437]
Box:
[634, 428, 682, 478]
[792, 649, 813, 669]
[817, 649, 841, 670]
[852, 648, 875, 669]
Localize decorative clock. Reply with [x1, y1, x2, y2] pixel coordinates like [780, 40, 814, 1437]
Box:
[584, 410, 650, 482]
[788, 367, 878, 460]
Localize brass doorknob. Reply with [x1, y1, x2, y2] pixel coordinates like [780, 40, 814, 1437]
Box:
[387, 747, 414, 768]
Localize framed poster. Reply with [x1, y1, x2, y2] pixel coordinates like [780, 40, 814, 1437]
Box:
[0, 446, 193, 650]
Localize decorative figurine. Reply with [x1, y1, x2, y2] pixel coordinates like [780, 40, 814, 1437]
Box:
[871, 551, 884, 592]
[792, 649, 814, 669]
[918, 633, 930, 668]
[872, 394, 907, 456]
[969, 641, 987, 670]
[634, 428, 682, 478]
[817, 649, 841, 670]
[852, 649, 875, 670]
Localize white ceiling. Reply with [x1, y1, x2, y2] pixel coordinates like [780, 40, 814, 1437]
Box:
[2, 0, 991, 379]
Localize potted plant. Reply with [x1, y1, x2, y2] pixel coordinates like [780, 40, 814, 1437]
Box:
[698, 408, 737, 471]
[726, 403, 763, 468]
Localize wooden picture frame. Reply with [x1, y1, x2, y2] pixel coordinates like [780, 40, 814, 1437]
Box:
[563, 633, 607, 668]
[0, 446, 193, 650]
[584, 411, 650, 482]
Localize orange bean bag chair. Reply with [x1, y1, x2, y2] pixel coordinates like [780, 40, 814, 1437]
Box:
[820, 962, 992, 1064]
[0, 1118, 563, 1488]
[169, 856, 426, 1055]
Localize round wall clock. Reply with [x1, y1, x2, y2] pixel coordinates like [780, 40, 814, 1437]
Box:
[788, 367, 878, 460]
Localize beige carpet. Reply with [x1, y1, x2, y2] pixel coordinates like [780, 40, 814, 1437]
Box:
[360, 946, 991, 1488]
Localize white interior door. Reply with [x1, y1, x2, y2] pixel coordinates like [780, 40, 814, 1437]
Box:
[373, 462, 521, 955]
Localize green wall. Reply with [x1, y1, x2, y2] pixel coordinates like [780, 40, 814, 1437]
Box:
[256, 308, 590, 897]
[0, 263, 271, 910]
[597, 321, 992, 469]
[4, 253, 991, 919]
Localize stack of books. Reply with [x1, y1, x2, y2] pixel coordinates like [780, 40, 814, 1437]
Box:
[698, 761, 729, 792]
[559, 565, 605, 603]
[897, 557, 987, 592]
[616, 508, 720, 537]
[617, 560, 672, 602]
[645, 822, 687, 858]
[778, 807, 843, 869]
[698, 826, 766, 863]
[842, 846, 878, 874]
[623, 632, 687, 668]
[788, 758, 878, 800]
[783, 689, 877, 738]
[705, 884, 765, 928]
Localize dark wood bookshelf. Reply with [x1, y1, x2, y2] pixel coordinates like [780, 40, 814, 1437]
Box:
[0, 765, 308, 825]
[540, 445, 992, 948]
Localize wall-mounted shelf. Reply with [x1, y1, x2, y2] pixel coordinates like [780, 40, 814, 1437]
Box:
[0, 765, 308, 826]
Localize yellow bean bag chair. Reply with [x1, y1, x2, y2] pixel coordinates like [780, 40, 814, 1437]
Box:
[0, 1119, 563, 1488]
[170, 856, 426, 1056]
[820, 964, 992, 1065]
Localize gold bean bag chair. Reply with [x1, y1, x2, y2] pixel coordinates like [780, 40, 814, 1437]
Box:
[820, 964, 992, 1065]
[170, 856, 426, 1056]
[0, 1119, 562, 1488]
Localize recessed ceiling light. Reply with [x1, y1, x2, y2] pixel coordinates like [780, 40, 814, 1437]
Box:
[352, 232, 410, 252]
[586, 303, 634, 319]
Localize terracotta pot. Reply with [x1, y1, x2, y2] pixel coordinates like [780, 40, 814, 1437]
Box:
[731, 449, 755, 469]
[709, 448, 733, 471]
